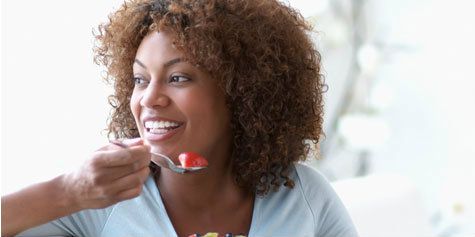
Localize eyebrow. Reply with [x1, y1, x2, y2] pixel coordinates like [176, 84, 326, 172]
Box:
[134, 58, 182, 70]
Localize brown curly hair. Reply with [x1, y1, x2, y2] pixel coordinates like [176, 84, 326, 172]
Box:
[94, 0, 324, 196]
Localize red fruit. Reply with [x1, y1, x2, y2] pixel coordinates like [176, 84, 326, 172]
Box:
[178, 152, 208, 168]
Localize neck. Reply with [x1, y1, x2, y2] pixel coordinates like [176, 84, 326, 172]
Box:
[156, 154, 251, 212]
[155, 153, 255, 236]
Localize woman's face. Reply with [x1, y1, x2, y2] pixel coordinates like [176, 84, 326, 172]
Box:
[130, 31, 232, 164]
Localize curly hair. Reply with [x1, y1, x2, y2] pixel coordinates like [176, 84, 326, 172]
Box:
[94, 0, 324, 196]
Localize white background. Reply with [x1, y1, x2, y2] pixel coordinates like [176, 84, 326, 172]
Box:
[1, 0, 124, 193]
[2, 0, 475, 235]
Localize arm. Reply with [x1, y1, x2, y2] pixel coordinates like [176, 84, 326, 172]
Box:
[1, 175, 80, 236]
[1, 138, 151, 236]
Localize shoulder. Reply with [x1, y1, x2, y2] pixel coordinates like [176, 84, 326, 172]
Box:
[251, 164, 358, 237]
[293, 163, 330, 188]
[293, 163, 359, 237]
[18, 175, 160, 237]
[17, 204, 116, 237]
[293, 163, 338, 202]
[60, 175, 159, 236]
[292, 163, 338, 220]
[95, 175, 176, 236]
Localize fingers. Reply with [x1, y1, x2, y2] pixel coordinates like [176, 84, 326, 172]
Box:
[104, 154, 151, 181]
[93, 145, 150, 168]
[120, 137, 143, 147]
[88, 145, 151, 184]
[115, 186, 144, 201]
[72, 166, 150, 209]
[107, 167, 150, 201]
[98, 137, 143, 151]
[67, 139, 152, 209]
[109, 137, 143, 149]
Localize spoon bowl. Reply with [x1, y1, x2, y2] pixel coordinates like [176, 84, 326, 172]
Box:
[150, 152, 207, 174]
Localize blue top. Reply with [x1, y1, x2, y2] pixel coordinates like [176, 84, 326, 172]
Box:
[18, 164, 358, 237]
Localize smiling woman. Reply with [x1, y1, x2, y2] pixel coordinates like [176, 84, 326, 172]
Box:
[130, 32, 232, 166]
[1, 0, 358, 236]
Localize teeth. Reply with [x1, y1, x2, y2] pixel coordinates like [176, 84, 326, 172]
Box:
[149, 128, 169, 134]
[144, 120, 180, 129]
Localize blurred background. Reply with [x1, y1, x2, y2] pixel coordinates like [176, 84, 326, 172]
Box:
[1, 0, 474, 236]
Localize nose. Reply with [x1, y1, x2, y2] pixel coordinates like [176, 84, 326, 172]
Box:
[139, 82, 171, 108]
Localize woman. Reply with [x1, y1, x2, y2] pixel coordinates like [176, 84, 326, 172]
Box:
[2, 0, 358, 236]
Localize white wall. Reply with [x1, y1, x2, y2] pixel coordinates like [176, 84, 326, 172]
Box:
[367, 0, 475, 231]
[1, 0, 123, 194]
[2, 1, 475, 235]
[0, 0, 341, 195]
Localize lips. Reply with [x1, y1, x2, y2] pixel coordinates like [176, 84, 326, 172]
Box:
[142, 117, 184, 142]
[145, 120, 181, 134]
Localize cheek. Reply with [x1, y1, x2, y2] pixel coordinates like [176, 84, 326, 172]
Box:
[193, 95, 230, 132]
[178, 89, 227, 125]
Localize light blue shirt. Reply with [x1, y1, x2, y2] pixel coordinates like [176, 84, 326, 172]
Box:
[18, 164, 358, 237]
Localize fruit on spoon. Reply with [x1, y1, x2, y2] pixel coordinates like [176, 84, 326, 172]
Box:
[178, 152, 208, 168]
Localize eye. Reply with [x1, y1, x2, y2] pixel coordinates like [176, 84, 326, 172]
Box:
[133, 76, 148, 87]
[169, 75, 190, 83]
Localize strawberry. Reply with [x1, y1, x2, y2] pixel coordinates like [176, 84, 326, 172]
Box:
[178, 152, 208, 168]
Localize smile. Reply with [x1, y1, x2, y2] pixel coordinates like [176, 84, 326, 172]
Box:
[144, 121, 181, 134]
[143, 119, 184, 142]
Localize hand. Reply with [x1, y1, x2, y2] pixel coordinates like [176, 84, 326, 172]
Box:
[62, 138, 151, 209]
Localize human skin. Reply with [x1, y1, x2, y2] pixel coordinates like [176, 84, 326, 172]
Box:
[1, 30, 255, 237]
[130, 31, 254, 236]
[1, 138, 151, 236]
[131, 31, 232, 165]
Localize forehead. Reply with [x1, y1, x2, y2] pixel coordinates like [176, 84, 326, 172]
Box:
[134, 31, 183, 67]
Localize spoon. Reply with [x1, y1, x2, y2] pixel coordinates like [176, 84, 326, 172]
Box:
[110, 141, 207, 174]
[150, 152, 207, 174]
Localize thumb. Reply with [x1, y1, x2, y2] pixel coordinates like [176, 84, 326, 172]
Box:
[121, 137, 143, 147]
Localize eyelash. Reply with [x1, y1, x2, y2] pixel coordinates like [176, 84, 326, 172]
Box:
[169, 75, 190, 83]
[133, 77, 148, 86]
[132, 75, 190, 87]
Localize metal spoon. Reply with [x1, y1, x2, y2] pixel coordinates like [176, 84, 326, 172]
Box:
[110, 141, 207, 174]
[149, 152, 207, 174]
